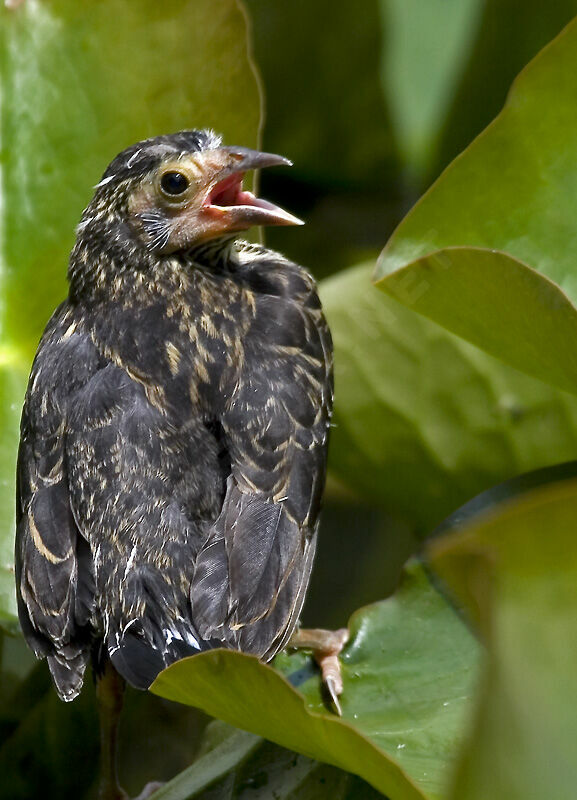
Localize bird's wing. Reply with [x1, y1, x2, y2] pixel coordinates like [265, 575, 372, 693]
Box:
[63, 357, 216, 689]
[191, 273, 333, 659]
[15, 317, 99, 701]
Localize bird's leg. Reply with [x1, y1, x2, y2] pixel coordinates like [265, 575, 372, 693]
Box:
[96, 660, 128, 800]
[288, 627, 349, 715]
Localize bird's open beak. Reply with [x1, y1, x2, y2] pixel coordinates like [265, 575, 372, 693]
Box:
[198, 146, 303, 234]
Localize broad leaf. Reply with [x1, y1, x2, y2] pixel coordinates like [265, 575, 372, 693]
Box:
[375, 19, 577, 395]
[0, 0, 261, 626]
[151, 562, 480, 800]
[380, 248, 577, 396]
[321, 263, 577, 529]
[429, 478, 577, 799]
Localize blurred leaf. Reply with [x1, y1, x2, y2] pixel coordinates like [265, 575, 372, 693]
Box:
[152, 562, 480, 800]
[379, 0, 482, 181]
[0, 0, 261, 355]
[244, 0, 392, 190]
[321, 263, 577, 529]
[0, 358, 25, 631]
[0, 0, 261, 623]
[429, 478, 577, 799]
[244, 0, 399, 276]
[152, 720, 384, 800]
[433, 459, 577, 541]
[375, 20, 577, 392]
[0, 663, 99, 800]
[148, 721, 261, 800]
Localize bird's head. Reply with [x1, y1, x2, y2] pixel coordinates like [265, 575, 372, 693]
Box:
[69, 130, 301, 296]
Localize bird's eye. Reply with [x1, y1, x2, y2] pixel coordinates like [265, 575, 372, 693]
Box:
[160, 171, 190, 196]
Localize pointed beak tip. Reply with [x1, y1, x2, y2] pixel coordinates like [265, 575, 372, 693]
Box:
[277, 210, 305, 227]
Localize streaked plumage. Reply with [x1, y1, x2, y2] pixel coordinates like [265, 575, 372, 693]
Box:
[15, 130, 332, 702]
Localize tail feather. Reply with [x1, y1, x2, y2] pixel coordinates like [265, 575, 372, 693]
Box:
[47, 646, 89, 702]
[107, 618, 208, 689]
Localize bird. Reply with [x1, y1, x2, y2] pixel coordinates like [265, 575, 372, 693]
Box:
[15, 130, 343, 798]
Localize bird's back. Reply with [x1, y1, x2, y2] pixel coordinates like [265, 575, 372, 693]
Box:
[16, 242, 332, 698]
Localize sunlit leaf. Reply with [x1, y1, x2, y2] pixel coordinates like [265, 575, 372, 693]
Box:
[379, 248, 577, 396]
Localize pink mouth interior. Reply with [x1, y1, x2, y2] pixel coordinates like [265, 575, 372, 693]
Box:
[204, 172, 303, 226]
[207, 173, 256, 208]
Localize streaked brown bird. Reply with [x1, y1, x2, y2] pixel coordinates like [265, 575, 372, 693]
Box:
[15, 130, 345, 799]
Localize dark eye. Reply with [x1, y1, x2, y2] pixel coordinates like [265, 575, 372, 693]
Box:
[160, 171, 189, 195]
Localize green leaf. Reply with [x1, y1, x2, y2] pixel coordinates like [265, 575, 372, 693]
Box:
[151, 562, 480, 800]
[379, 0, 483, 180]
[0, 354, 24, 630]
[0, 0, 261, 624]
[321, 262, 577, 529]
[428, 477, 577, 799]
[379, 248, 577, 396]
[375, 19, 577, 394]
[435, 0, 577, 178]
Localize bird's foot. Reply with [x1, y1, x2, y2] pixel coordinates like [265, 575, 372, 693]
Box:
[288, 627, 349, 715]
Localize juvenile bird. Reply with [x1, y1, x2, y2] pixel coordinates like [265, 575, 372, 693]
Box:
[15, 130, 342, 798]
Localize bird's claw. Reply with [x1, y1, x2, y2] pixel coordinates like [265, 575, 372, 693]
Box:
[324, 673, 343, 716]
[288, 627, 349, 715]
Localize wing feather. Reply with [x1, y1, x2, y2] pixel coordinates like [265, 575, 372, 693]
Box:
[16, 316, 99, 701]
[190, 259, 333, 659]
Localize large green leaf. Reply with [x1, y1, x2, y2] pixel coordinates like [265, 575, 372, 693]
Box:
[0, 0, 261, 625]
[375, 19, 577, 395]
[151, 562, 480, 800]
[321, 262, 577, 529]
[379, 248, 577, 397]
[428, 477, 577, 799]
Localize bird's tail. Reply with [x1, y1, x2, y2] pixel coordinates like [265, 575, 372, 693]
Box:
[107, 615, 204, 689]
